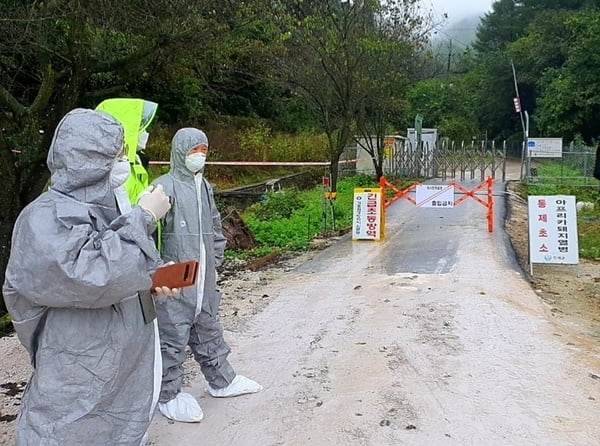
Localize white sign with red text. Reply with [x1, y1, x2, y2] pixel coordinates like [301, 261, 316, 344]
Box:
[415, 184, 455, 208]
[352, 188, 383, 240]
[528, 195, 579, 264]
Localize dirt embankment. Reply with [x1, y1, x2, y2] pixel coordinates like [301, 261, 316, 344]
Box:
[504, 181, 600, 339]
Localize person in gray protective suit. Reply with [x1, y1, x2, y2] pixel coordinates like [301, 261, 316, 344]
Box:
[2, 108, 174, 446]
[154, 127, 262, 423]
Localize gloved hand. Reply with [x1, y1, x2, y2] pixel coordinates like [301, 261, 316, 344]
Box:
[153, 261, 180, 303]
[153, 286, 181, 298]
[138, 184, 171, 221]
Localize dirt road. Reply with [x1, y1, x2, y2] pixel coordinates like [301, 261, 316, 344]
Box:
[148, 178, 600, 445]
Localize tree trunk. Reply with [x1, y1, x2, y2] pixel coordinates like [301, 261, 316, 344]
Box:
[221, 206, 256, 250]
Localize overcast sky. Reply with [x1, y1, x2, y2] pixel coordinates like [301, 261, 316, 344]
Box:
[429, 0, 495, 25]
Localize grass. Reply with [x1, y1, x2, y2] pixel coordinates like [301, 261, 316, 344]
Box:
[0, 313, 12, 337]
[224, 174, 381, 259]
[228, 174, 417, 260]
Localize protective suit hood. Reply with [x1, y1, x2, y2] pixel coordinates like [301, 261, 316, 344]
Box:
[47, 108, 123, 205]
[95, 98, 158, 162]
[170, 127, 209, 180]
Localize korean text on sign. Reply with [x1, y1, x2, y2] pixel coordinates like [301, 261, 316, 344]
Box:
[527, 195, 579, 264]
[352, 188, 382, 240]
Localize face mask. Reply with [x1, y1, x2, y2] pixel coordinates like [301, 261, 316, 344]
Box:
[138, 131, 149, 151]
[110, 159, 131, 188]
[185, 153, 206, 173]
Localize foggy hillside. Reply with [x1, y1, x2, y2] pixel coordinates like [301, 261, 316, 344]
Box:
[431, 13, 484, 49]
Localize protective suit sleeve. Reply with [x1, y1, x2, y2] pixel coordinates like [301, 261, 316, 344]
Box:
[6, 204, 162, 309]
[208, 181, 227, 267]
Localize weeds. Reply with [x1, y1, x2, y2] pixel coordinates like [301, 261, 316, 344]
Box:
[240, 175, 380, 255]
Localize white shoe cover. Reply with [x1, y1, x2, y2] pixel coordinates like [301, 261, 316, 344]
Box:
[158, 392, 204, 423]
[207, 375, 263, 398]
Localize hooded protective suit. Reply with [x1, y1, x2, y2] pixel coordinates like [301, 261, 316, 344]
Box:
[96, 98, 158, 203]
[152, 128, 233, 402]
[3, 108, 163, 446]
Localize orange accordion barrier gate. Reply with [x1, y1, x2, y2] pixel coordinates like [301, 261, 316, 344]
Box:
[378, 176, 495, 233]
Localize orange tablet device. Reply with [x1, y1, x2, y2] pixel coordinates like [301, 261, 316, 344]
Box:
[151, 260, 199, 291]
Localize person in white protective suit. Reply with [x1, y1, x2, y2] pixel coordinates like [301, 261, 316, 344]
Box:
[153, 128, 262, 423]
[2, 108, 176, 446]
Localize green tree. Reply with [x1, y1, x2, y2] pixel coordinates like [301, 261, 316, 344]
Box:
[279, 0, 427, 189]
[472, 0, 600, 140]
[404, 73, 482, 141]
[354, 0, 429, 180]
[534, 10, 600, 142]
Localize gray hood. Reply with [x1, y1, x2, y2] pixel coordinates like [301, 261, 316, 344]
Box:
[48, 108, 124, 205]
[169, 127, 209, 181]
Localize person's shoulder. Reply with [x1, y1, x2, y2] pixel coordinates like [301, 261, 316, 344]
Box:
[20, 192, 54, 215]
[13, 193, 56, 230]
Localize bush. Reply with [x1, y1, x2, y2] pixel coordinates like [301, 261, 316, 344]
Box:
[247, 188, 304, 221]
[242, 175, 382, 252]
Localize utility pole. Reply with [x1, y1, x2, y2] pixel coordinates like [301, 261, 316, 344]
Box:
[447, 39, 452, 74]
[511, 59, 528, 179]
[510, 59, 526, 138]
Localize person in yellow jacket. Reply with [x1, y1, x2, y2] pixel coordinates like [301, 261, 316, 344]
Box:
[96, 98, 158, 205]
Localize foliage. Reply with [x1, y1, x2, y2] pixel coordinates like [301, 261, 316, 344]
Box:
[224, 246, 279, 261]
[533, 10, 600, 143]
[404, 73, 482, 139]
[471, 0, 600, 141]
[247, 189, 305, 221]
[237, 123, 329, 162]
[353, 0, 431, 180]
[242, 175, 380, 251]
[278, 0, 430, 191]
[0, 313, 12, 337]
[578, 216, 600, 259]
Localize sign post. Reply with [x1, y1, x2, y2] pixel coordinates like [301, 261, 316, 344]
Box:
[414, 114, 423, 146]
[527, 138, 563, 158]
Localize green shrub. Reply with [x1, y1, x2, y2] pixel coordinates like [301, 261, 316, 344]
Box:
[247, 188, 304, 221]
[241, 175, 382, 252]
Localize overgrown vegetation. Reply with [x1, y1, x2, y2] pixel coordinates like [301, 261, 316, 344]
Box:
[224, 174, 379, 258]
[225, 174, 417, 260]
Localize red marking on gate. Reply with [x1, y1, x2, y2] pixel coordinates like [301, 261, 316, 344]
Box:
[379, 176, 495, 232]
[415, 185, 454, 207]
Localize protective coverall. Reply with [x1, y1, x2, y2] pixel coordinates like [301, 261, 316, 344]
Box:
[2, 109, 164, 446]
[153, 128, 261, 420]
[96, 98, 158, 203]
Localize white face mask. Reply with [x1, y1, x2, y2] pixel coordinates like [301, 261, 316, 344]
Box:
[138, 131, 149, 151]
[110, 159, 131, 188]
[185, 153, 206, 173]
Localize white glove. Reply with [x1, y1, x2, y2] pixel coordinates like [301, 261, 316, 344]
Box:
[153, 286, 181, 297]
[153, 262, 180, 303]
[153, 286, 181, 304]
[138, 184, 171, 221]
